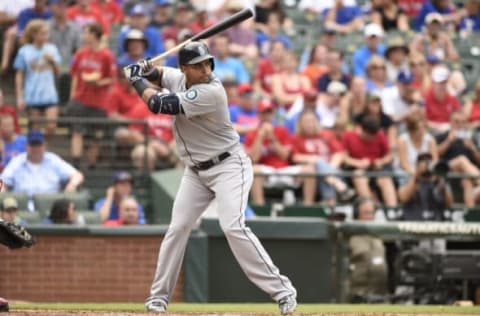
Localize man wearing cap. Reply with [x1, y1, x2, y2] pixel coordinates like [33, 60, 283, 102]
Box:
[212, 33, 250, 85]
[317, 49, 350, 93]
[424, 65, 460, 133]
[381, 70, 423, 123]
[117, 4, 165, 59]
[411, 12, 458, 63]
[150, 0, 173, 32]
[94, 171, 146, 224]
[384, 37, 409, 83]
[0, 197, 24, 225]
[1, 130, 84, 197]
[352, 23, 386, 77]
[117, 29, 149, 65]
[244, 99, 317, 206]
[317, 81, 349, 129]
[415, 0, 456, 31]
[229, 83, 260, 143]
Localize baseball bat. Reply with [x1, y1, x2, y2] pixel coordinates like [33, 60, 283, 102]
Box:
[148, 8, 254, 66]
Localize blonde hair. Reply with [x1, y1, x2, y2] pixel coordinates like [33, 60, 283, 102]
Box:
[22, 19, 48, 44]
[366, 55, 386, 75]
[295, 110, 320, 135]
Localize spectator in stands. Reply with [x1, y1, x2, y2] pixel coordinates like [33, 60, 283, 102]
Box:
[317, 81, 349, 129]
[94, 171, 146, 224]
[285, 89, 319, 134]
[91, 0, 123, 27]
[384, 37, 409, 84]
[381, 71, 422, 124]
[464, 80, 480, 129]
[253, 40, 287, 99]
[67, 0, 108, 35]
[292, 110, 355, 206]
[398, 152, 453, 221]
[68, 23, 116, 169]
[1, 130, 84, 196]
[0, 89, 21, 134]
[397, 109, 439, 175]
[458, 0, 480, 36]
[117, 4, 165, 59]
[14, 19, 61, 137]
[162, 2, 192, 45]
[271, 51, 311, 112]
[48, 0, 82, 106]
[245, 99, 317, 206]
[211, 33, 249, 85]
[318, 27, 339, 51]
[0, 197, 24, 225]
[254, 0, 294, 36]
[352, 23, 386, 77]
[397, 0, 426, 18]
[436, 111, 480, 207]
[301, 43, 329, 88]
[425, 55, 466, 97]
[365, 55, 393, 93]
[371, 0, 410, 32]
[415, 0, 457, 31]
[0, 115, 27, 170]
[424, 65, 460, 134]
[298, 0, 357, 22]
[225, 1, 259, 62]
[103, 196, 142, 226]
[323, 0, 364, 34]
[0, 0, 34, 73]
[348, 197, 389, 302]
[340, 76, 367, 124]
[410, 12, 459, 63]
[409, 52, 429, 94]
[342, 114, 398, 211]
[117, 28, 148, 65]
[189, 6, 216, 35]
[317, 49, 350, 93]
[229, 83, 259, 143]
[256, 11, 292, 57]
[355, 92, 397, 149]
[45, 198, 83, 225]
[149, 0, 173, 32]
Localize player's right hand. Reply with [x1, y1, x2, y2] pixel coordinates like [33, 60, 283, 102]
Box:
[138, 58, 153, 75]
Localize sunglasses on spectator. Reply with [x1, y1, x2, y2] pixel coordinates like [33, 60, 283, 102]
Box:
[410, 62, 425, 67]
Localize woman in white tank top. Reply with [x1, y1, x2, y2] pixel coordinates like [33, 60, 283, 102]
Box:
[397, 110, 439, 175]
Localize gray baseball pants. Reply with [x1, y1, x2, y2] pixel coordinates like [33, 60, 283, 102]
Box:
[146, 150, 296, 306]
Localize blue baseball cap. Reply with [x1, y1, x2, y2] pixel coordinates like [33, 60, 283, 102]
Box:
[155, 0, 171, 6]
[112, 171, 133, 184]
[129, 4, 147, 16]
[27, 130, 45, 145]
[397, 71, 414, 84]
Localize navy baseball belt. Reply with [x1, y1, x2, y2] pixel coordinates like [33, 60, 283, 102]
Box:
[193, 152, 231, 171]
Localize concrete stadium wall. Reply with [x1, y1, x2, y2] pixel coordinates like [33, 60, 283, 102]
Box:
[0, 226, 184, 303]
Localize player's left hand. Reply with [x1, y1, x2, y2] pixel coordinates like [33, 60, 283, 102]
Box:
[124, 63, 142, 83]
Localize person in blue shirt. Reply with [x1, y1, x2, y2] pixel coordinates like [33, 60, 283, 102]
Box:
[322, 0, 364, 34]
[352, 23, 386, 77]
[458, 0, 480, 34]
[415, 0, 456, 31]
[229, 83, 259, 143]
[94, 171, 146, 224]
[212, 33, 250, 84]
[17, 0, 52, 35]
[14, 19, 61, 137]
[117, 4, 165, 59]
[117, 28, 149, 66]
[0, 115, 27, 169]
[256, 11, 292, 57]
[1, 130, 84, 197]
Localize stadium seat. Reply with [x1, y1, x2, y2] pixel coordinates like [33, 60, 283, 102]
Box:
[0, 192, 29, 212]
[283, 205, 327, 218]
[32, 191, 91, 219]
[18, 210, 42, 224]
[77, 210, 102, 225]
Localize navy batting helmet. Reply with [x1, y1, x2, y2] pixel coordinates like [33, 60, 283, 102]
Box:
[178, 41, 215, 70]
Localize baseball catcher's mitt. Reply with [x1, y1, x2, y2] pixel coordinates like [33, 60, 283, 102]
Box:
[0, 220, 35, 249]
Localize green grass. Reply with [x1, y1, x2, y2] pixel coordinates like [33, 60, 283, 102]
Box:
[10, 303, 480, 314]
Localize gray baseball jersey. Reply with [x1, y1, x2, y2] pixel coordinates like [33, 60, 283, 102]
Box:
[160, 67, 240, 165]
[146, 66, 296, 310]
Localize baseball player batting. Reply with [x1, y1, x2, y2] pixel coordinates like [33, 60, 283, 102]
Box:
[124, 42, 297, 314]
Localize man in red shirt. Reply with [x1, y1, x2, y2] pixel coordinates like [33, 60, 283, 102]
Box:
[68, 23, 116, 169]
[424, 65, 460, 134]
[110, 66, 177, 170]
[91, 0, 123, 27]
[244, 99, 316, 205]
[67, 0, 109, 35]
[253, 40, 287, 99]
[103, 196, 142, 226]
[342, 114, 398, 211]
